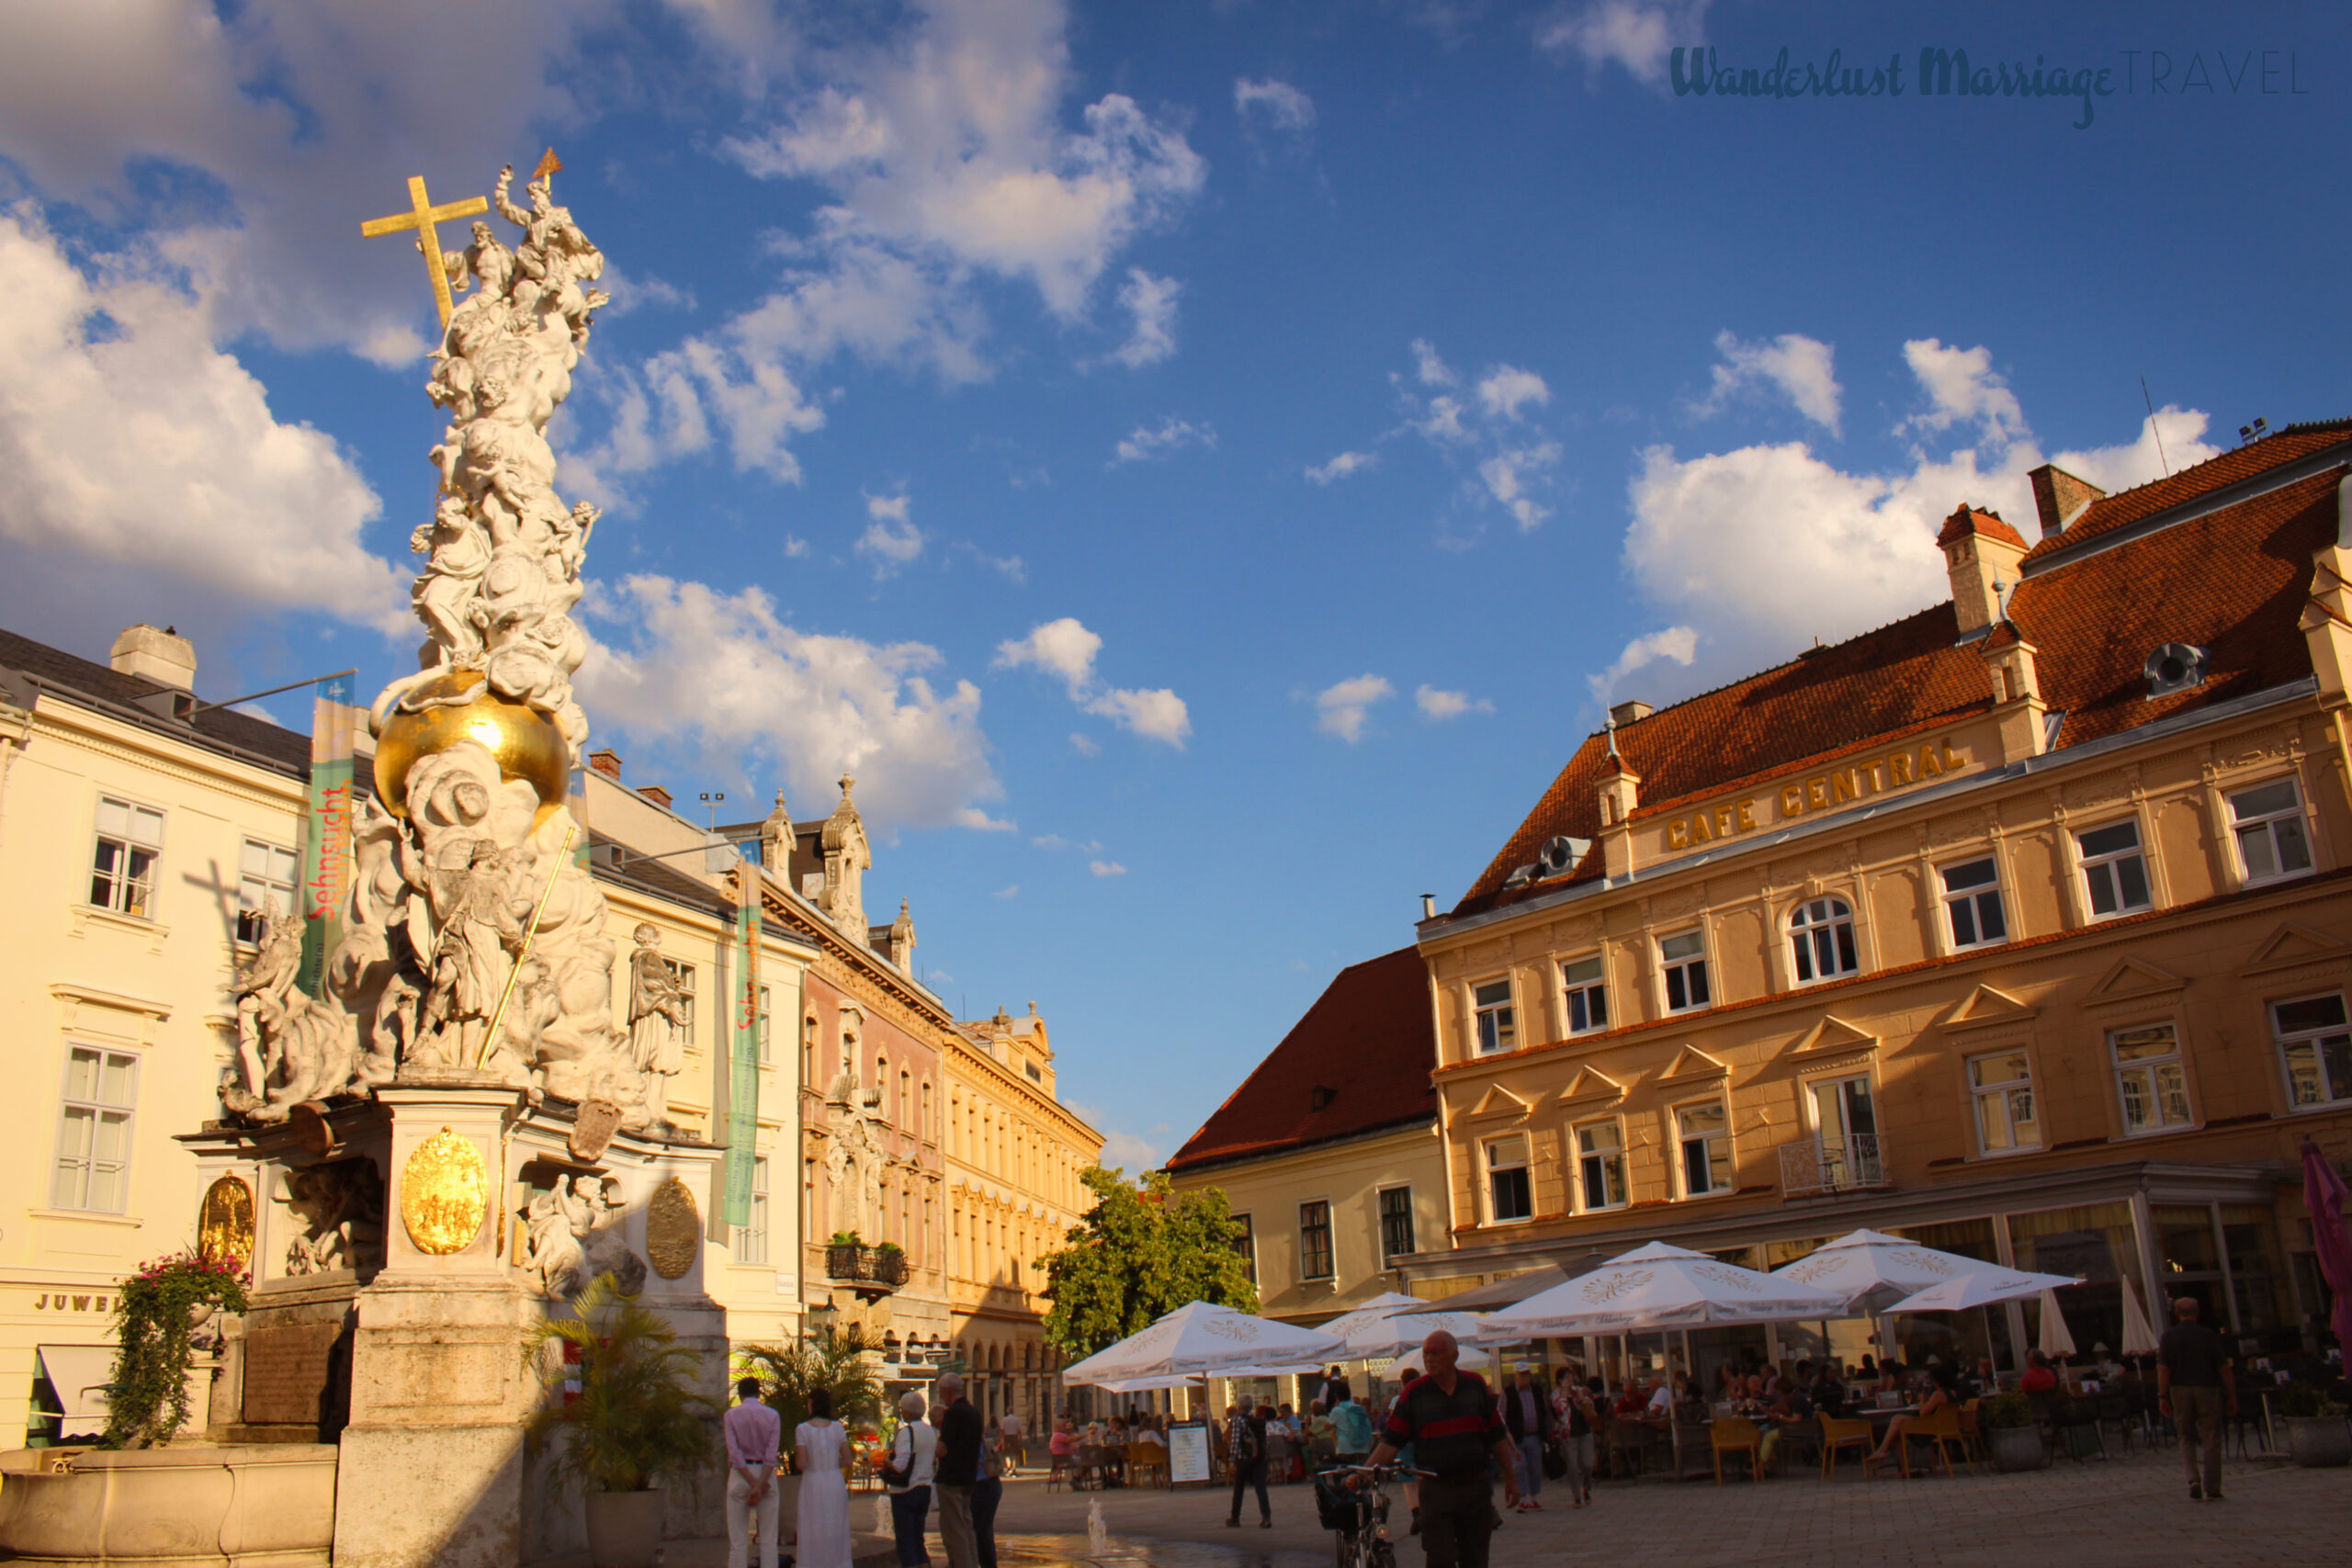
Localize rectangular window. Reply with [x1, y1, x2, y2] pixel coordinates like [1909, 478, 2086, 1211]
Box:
[741, 1155, 771, 1264]
[1659, 930, 1710, 1012]
[1473, 979, 1516, 1055]
[755, 986, 772, 1063]
[89, 796, 164, 919]
[1298, 1200, 1333, 1280]
[1485, 1134, 1532, 1223]
[52, 1046, 137, 1213]
[664, 961, 696, 1038]
[1968, 1051, 2039, 1153]
[236, 839, 300, 944]
[1231, 1213, 1256, 1285]
[2110, 1022, 2192, 1134]
[1939, 857, 2008, 949]
[2273, 993, 2352, 1109]
[1377, 1186, 1416, 1261]
[1561, 954, 1608, 1034]
[2076, 820, 2153, 919]
[1676, 1101, 1732, 1197]
[2231, 779, 2314, 886]
[1575, 1122, 1626, 1212]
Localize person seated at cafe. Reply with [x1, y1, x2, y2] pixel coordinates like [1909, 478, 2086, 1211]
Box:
[1645, 1373, 1674, 1421]
[1611, 1382, 1650, 1418]
[1867, 1363, 1955, 1467]
[2019, 1350, 2061, 1395]
[1755, 1381, 1815, 1469]
[1809, 1364, 1849, 1418]
[1137, 1416, 1168, 1449]
[1856, 1355, 1879, 1384]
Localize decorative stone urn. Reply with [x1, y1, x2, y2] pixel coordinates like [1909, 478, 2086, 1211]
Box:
[583, 1491, 665, 1568]
[2285, 1415, 2350, 1468]
[1985, 1425, 2048, 1472]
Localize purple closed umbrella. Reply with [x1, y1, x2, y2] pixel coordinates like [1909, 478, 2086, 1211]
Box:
[2301, 1138, 2352, 1355]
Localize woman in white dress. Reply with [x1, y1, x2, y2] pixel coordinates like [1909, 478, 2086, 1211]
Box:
[794, 1388, 854, 1568]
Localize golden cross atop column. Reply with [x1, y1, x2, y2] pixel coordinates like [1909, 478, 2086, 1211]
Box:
[360, 175, 491, 329]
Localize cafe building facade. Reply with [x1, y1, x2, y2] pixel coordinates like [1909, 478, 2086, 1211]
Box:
[1408, 428, 2352, 1389]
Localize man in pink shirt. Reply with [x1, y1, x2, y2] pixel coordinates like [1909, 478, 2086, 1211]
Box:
[726, 1377, 784, 1568]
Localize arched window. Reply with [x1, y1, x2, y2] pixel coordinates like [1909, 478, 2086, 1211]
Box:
[1789, 897, 1860, 984]
[922, 1081, 933, 1141]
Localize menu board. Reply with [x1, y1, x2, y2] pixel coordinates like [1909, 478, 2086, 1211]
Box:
[1168, 1421, 1213, 1484]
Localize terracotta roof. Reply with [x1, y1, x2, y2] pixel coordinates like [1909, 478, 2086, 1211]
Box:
[1166, 947, 1436, 1173]
[1453, 432, 2346, 918]
[2020, 421, 2351, 564]
[1936, 505, 2027, 549]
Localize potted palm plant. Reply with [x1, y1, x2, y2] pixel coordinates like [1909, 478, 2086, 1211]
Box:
[525, 1272, 718, 1568]
[2275, 1382, 2350, 1467]
[1976, 1392, 2048, 1472]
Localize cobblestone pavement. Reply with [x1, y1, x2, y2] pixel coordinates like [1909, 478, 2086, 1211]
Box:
[978, 1448, 2349, 1568]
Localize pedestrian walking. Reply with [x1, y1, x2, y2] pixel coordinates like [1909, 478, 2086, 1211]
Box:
[1361, 1331, 1520, 1568]
[2157, 1296, 2237, 1502]
[724, 1378, 783, 1568]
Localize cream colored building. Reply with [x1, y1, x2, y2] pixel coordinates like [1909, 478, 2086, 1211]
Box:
[1411, 434, 2352, 1386]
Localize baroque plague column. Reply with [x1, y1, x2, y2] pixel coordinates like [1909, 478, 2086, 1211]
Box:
[183, 157, 727, 1568]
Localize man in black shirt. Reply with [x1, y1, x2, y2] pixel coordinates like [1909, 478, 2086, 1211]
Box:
[1498, 1368, 1553, 1513]
[933, 1373, 984, 1567]
[1363, 1332, 1520, 1568]
[2157, 1297, 2236, 1501]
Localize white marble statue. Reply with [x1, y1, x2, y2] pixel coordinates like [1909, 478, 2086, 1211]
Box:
[626, 923, 687, 1122]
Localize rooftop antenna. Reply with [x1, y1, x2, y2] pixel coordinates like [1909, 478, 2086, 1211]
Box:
[698, 790, 726, 833]
[2141, 375, 2170, 476]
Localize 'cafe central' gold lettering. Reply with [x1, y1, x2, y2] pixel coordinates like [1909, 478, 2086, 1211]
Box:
[1665, 739, 1968, 852]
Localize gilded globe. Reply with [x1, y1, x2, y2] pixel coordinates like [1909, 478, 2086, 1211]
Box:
[373, 669, 570, 821]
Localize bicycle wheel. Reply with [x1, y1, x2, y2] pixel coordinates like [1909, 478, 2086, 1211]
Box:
[1333, 1533, 1354, 1568]
[1366, 1540, 1395, 1568]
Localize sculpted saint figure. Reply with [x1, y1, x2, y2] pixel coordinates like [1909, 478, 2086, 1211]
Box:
[627, 924, 687, 1122]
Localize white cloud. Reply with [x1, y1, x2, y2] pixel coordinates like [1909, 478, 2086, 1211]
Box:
[993, 884, 1020, 899]
[855, 492, 925, 575]
[1476, 366, 1550, 421]
[1113, 416, 1215, 465]
[577, 574, 1002, 835]
[953, 807, 1016, 831]
[1110, 269, 1182, 368]
[1901, 338, 2028, 446]
[1234, 77, 1316, 133]
[0, 209, 406, 640]
[783, 536, 812, 558]
[1536, 0, 1712, 86]
[1415, 684, 1494, 720]
[1587, 626, 1698, 705]
[1306, 450, 1377, 485]
[1098, 1126, 1164, 1169]
[994, 616, 1192, 745]
[1479, 443, 1564, 530]
[1031, 834, 1102, 853]
[1410, 338, 1457, 387]
[1088, 859, 1127, 878]
[1069, 731, 1100, 756]
[1698, 330, 1842, 435]
[1315, 673, 1395, 742]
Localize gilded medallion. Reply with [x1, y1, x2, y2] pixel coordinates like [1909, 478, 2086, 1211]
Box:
[646, 1176, 699, 1280]
[198, 1175, 254, 1269]
[401, 1127, 491, 1255]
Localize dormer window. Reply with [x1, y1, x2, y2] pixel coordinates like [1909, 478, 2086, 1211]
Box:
[2143, 642, 2208, 700]
[1309, 1085, 1338, 1111]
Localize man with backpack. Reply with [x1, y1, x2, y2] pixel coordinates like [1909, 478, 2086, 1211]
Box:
[1361, 1332, 1520, 1568]
[1225, 1403, 1272, 1529]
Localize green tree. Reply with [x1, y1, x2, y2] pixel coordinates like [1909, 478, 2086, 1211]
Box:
[1040, 1167, 1258, 1360]
[735, 1325, 885, 1454]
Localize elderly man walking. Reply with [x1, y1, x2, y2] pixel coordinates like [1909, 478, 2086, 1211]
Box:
[2157, 1296, 2237, 1501]
[933, 1373, 985, 1568]
[723, 1377, 782, 1568]
[1362, 1332, 1520, 1568]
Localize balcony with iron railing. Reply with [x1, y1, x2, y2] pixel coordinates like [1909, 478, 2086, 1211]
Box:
[825, 1242, 910, 1294]
[1779, 1134, 1892, 1199]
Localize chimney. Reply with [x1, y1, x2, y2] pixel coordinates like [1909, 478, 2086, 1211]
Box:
[1937, 506, 2030, 640]
[1609, 699, 1653, 728]
[109, 624, 196, 690]
[1420, 893, 1438, 921]
[2027, 464, 2106, 539]
[588, 748, 623, 780]
[638, 784, 673, 809]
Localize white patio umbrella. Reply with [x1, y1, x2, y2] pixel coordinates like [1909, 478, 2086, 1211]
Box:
[1312, 1292, 1429, 1343]
[2117, 1275, 2162, 1358]
[1061, 1301, 1346, 1388]
[1215, 1360, 1332, 1379]
[1770, 1229, 1996, 1312]
[1093, 1373, 1206, 1393]
[1472, 1241, 1850, 1339]
[1340, 1308, 1491, 1362]
[1883, 1266, 2076, 1314]
[1392, 1341, 1492, 1377]
[2036, 1289, 2079, 1359]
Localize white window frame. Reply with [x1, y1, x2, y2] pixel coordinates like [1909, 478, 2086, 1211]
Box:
[1787, 897, 1860, 985]
[52, 1044, 138, 1213]
[2229, 776, 2315, 887]
[89, 795, 164, 919]
[1472, 978, 1517, 1055]
[755, 985, 772, 1063]
[1376, 1184, 1416, 1262]
[1484, 1133, 1532, 1224]
[1560, 953, 1609, 1035]
[664, 959, 697, 1038]
[236, 838, 300, 945]
[1939, 856, 2008, 951]
[1297, 1198, 1334, 1281]
[1573, 1118, 1628, 1213]
[1658, 929, 1711, 1013]
[2075, 818, 2154, 920]
[1673, 1099, 1733, 1198]
[2109, 1021, 2192, 1135]
[741, 1154, 771, 1264]
[1966, 1050, 2039, 1155]
[2271, 992, 2352, 1111]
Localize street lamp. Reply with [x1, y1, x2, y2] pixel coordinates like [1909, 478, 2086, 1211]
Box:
[806, 1300, 839, 1344]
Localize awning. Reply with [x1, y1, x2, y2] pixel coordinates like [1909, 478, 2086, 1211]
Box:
[36, 1345, 116, 1425]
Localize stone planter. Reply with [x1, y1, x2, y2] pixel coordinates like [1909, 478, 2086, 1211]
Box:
[1985, 1426, 2048, 1473]
[0, 1443, 337, 1568]
[583, 1490, 665, 1568]
[2285, 1416, 2350, 1468]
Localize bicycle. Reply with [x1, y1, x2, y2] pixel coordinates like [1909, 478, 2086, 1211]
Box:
[1318, 1461, 1430, 1568]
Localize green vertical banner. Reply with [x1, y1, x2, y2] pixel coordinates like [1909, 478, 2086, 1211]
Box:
[723, 863, 762, 1226]
[297, 678, 356, 995]
[566, 765, 592, 870]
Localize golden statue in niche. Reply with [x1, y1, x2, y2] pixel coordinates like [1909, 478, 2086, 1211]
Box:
[401, 1126, 491, 1255]
[198, 1174, 255, 1269]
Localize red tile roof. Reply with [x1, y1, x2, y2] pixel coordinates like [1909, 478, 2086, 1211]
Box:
[1936, 505, 2027, 549]
[1166, 947, 1436, 1173]
[2021, 421, 2351, 564]
[1453, 428, 2347, 917]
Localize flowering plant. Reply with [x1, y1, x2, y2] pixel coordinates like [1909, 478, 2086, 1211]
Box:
[100, 1249, 251, 1449]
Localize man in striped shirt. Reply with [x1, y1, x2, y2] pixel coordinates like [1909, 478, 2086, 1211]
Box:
[1363, 1332, 1519, 1568]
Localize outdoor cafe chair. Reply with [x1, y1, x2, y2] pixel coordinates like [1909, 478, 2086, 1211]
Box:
[2093, 1393, 2141, 1455]
[1125, 1441, 1169, 1489]
[1708, 1416, 1763, 1484]
[1957, 1400, 1985, 1466]
[1818, 1415, 1874, 1480]
[1599, 1412, 1646, 1479]
[1046, 1450, 1070, 1492]
[1074, 1441, 1105, 1490]
[1893, 1405, 1972, 1478]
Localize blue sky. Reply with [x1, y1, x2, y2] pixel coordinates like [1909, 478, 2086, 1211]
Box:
[0, 0, 2341, 1168]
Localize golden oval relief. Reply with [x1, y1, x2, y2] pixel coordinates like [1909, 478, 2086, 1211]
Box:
[401, 1127, 491, 1255]
[646, 1177, 700, 1280]
[198, 1175, 254, 1269]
